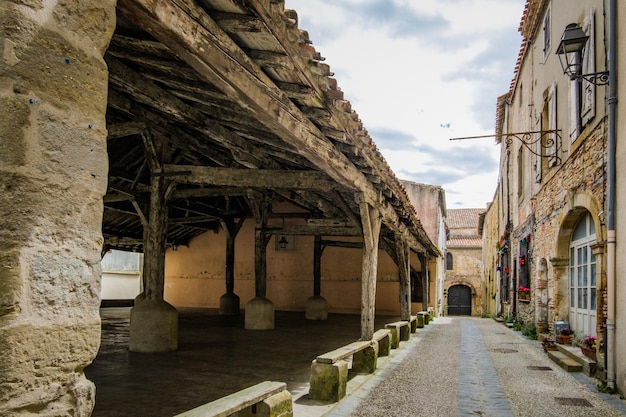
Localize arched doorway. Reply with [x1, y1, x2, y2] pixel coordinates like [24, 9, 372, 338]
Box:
[448, 285, 472, 315]
[568, 212, 597, 336]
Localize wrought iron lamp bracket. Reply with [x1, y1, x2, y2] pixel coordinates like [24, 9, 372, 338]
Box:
[575, 71, 609, 86]
[450, 129, 562, 166]
[502, 129, 562, 165]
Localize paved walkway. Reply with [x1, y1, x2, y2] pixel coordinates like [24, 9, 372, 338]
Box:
[86, 309, 626, 417]
[323, 317, 626, 417]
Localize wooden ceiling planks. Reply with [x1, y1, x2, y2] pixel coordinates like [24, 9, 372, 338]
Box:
[103, 0, 439, 258]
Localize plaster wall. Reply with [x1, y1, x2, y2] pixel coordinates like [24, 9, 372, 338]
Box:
[165, 219, 407, 315]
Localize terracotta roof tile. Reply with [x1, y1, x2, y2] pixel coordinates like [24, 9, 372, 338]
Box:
[446, 209, 485, 229]
[447, 238, 483, 248]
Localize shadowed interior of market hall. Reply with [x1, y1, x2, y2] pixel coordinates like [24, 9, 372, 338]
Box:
[85, 307, 398, 417]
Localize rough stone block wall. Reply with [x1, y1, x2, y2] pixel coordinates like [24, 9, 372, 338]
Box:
[531, 122, 606, 330]
[0, 1, 116, 415]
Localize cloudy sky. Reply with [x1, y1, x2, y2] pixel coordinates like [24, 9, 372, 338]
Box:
[286, 0, 526, 208]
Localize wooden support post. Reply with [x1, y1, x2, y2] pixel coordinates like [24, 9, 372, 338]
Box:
[396, 237, 411, 321]
[246, 193, 274, 329]
[130, 131, 178, 352]
[314, 235, 322, 296]
[254, 227, 271, 297]
[219, 216, 244, 315]
[143, 173, 168, 300]
[420, 253, 429, 312]
[306, 235, 328, 320]
[359, 200, 382, 340]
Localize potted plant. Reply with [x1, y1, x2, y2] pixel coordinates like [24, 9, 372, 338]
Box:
[518, 285, 530, 301]
[556, 328, 574, 345]
[579, 335, 597, 361]
[541, 337, 557, 352]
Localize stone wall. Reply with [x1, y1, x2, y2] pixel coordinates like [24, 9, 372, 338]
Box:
[0, 1, 115, 415]
[446, 247, 483, 316]
[530, 120, 606, 332]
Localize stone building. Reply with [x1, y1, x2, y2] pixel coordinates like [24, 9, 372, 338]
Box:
[445, 209, 485, 316]
[479, 194, 501, 318]
[483, 0, 623, 394]
[0, 1, 439, 415]
[401, 181, 448, 316]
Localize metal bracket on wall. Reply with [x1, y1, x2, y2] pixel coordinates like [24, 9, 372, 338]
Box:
[450, 129, 562, 166]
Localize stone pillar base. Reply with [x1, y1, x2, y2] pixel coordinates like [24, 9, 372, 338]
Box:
[309, 360, 348, 402]
[129, 298, 178, 352]
[219, 292, 240, 315]
[305, 295, 328, 320]
[245, 296, 274, 330]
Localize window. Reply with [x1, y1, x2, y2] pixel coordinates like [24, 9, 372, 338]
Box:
[543, 7, 551, 56]
[518, 236, 530, 290]
[539, 82, 558, 177]
[568, 212, 597, 336]
[580, 10, 596, 126]
[517, 146, 524, 198]
[570, 10, 596, 141]
[410, 270, 423, 303]
[446, 252, 453, 270]
[500, 252, 510, 303]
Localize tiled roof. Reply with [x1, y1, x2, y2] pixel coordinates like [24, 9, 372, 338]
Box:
[446, 209, 485, 229]
[448, 238, 483, 248]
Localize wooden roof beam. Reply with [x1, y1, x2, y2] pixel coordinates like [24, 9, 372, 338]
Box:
[162, 165, 339, 191]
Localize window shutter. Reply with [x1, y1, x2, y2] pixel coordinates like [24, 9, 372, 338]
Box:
[581, 9, 595, 126]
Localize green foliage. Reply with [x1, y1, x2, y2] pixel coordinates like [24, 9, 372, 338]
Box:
[521, 321, 537, 340]
[597, 381, 617, 394]
[513, 319, 523, 331]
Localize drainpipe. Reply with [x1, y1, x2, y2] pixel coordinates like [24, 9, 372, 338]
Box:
[606, 0, 617, 391]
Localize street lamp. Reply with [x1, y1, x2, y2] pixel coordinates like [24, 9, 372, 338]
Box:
[555, 23, 609, 85]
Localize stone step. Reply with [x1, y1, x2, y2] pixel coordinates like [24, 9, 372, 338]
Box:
[547, 350, 583, 372]
[556, 344, 597, 376]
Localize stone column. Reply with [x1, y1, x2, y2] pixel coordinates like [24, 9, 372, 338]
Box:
[0, 2, 116, 415]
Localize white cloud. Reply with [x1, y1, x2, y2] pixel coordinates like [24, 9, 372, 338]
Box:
[286, 0, 525, 208]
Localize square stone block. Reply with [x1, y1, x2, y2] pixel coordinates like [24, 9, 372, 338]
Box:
[352, 343, 378, 374]
[309, 360, 348, 402]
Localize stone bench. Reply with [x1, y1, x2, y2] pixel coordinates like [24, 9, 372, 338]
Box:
[409, 315, 418, 333]
[385, 321, 410, 349]
[373, 328, 392, 357]
[416, 311, 430, 328]
[174, 381, 291, 417]
[309, 340, 377, 402]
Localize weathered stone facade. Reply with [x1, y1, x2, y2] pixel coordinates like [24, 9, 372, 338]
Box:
[484, 0, 620, 391]
[446, 209, 484, 317]
[0, 1, 116, 415]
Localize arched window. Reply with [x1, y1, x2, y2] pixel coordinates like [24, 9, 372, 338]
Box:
[446, 252, 453, 270]
[569, 212, 596, 336]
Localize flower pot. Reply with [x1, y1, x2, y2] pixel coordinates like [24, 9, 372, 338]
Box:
[580, 346, 597, 361]
[542, 342, 557, 352]
[556, 335, 572, 345]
